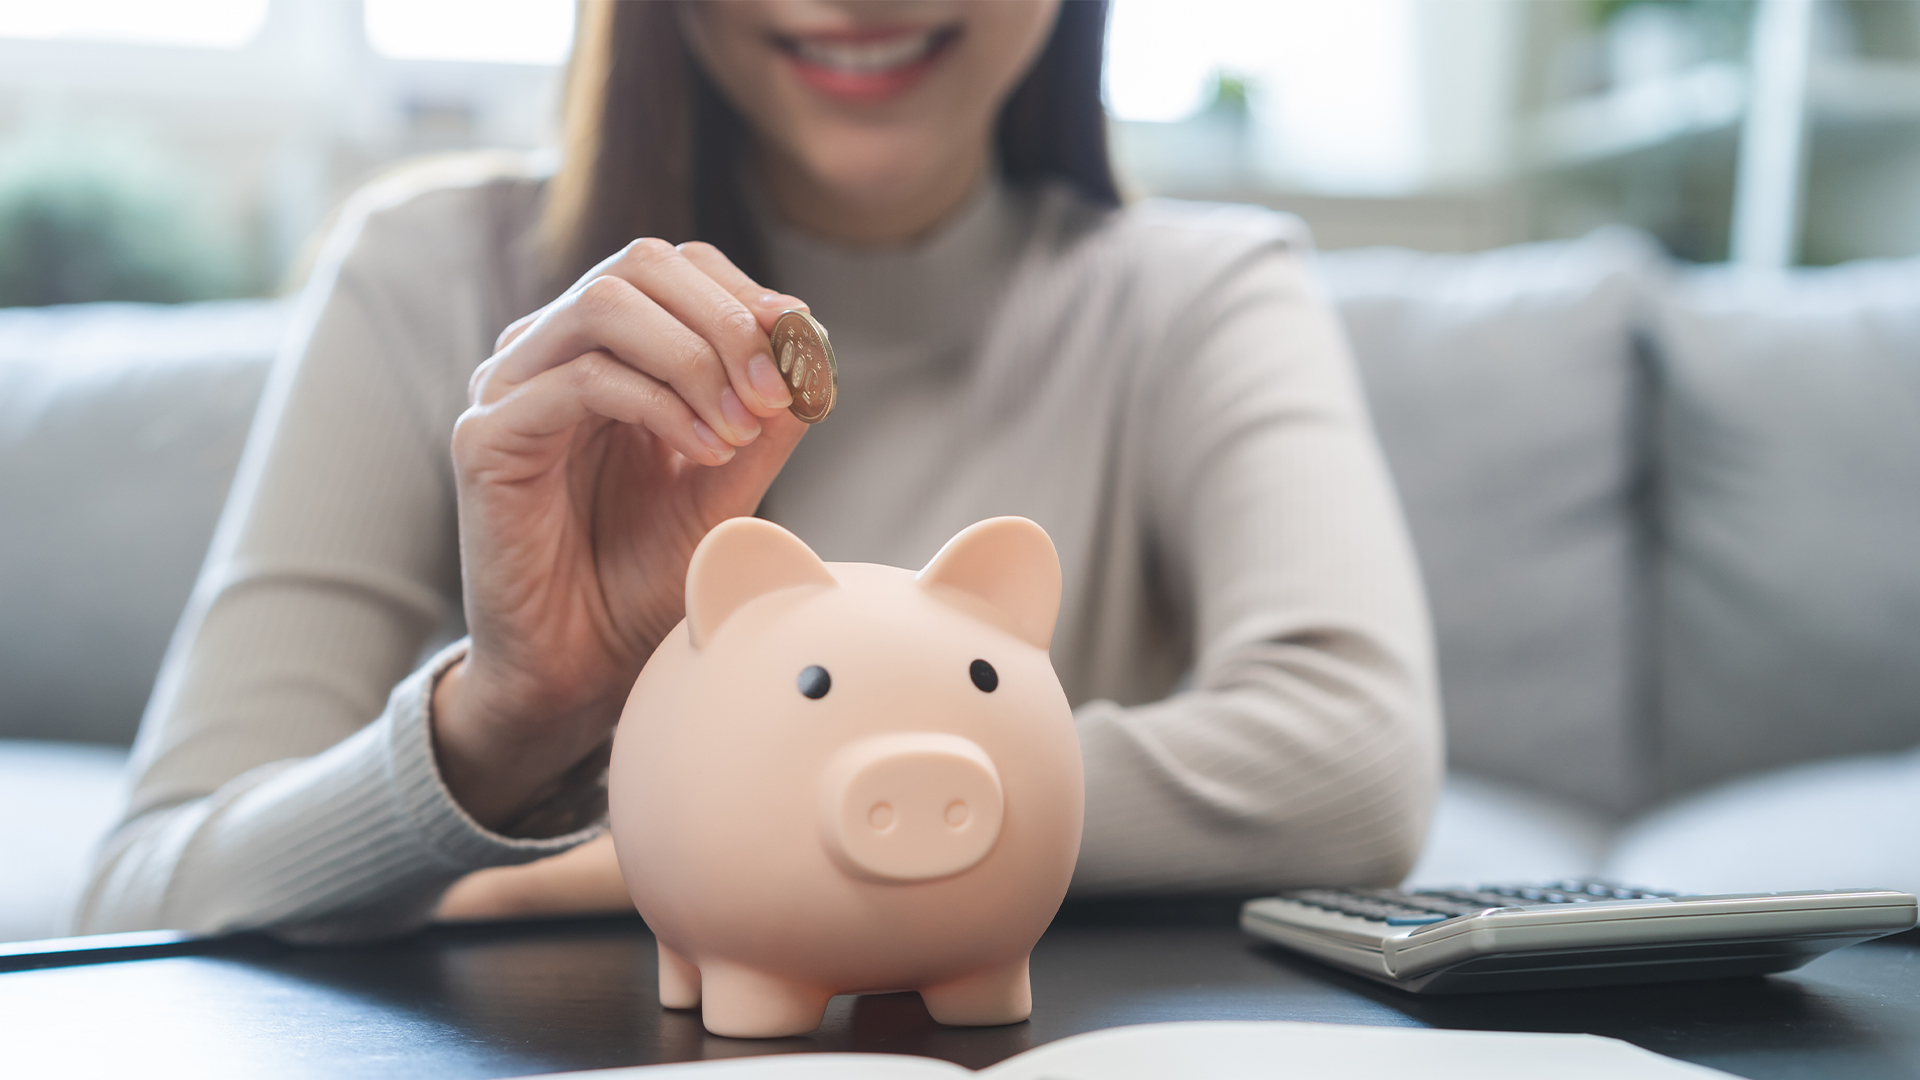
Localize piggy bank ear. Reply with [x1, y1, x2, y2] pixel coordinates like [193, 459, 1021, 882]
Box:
[686, 517, 835, 649]
[917, 517, 1061, 649]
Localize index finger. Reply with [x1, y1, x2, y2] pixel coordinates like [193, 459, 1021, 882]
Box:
[676, 241, 808, 334]
[673, 241, 814, 418]
[492, 239, 650, 354]
[495, 309, 539, 353]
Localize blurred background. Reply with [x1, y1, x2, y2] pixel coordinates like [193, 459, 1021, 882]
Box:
[2, 0, 1918, 310]
[4, 1, 1918, 944]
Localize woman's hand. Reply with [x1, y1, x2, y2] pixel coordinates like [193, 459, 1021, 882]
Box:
[432, 240, 811, 830]
[436, 835, 632, 921]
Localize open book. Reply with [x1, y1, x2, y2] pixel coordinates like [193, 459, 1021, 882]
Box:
[520, 1020, 1736, 1079]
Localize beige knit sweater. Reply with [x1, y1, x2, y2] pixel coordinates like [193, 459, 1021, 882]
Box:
[78, 155, 1441, 940]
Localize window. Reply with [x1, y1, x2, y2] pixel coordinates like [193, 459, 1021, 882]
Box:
[364, 0, 575, 66]
[0, 0, 267, 49]
[1104, 0, 1426, 195]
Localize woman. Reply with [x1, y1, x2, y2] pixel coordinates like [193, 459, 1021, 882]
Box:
[79, 0, 1439, 940]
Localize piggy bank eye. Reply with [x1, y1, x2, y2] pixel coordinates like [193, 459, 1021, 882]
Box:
[797, 665, 831, 700]
[969, 659, 998, 693]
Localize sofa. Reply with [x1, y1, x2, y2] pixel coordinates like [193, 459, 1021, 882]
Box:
[3, 228, 1915, 944]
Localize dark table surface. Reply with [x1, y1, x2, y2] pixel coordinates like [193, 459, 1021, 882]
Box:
[5, 900, 1917, 1079]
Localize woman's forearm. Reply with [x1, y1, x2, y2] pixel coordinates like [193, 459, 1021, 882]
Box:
[1070, 236, 1442, 896]
[1070, 641, 1439, 897]
[77, 647, 602, 941]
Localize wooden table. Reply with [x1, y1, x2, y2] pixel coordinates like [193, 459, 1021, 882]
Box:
[5, 900, 1917, 1078]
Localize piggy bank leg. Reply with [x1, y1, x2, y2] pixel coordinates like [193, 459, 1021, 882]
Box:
[657, 941, 701, 1009]
[698, 961, 832, 1038]
[920, 957, 1032, 1026]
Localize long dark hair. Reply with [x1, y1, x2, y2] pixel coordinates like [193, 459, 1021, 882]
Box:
[541, 0, 1117, 290]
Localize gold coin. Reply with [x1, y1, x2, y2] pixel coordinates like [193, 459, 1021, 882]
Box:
[769, 309, 838, 424]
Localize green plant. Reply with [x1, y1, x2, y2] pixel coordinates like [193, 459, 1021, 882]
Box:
[0, 133, 249, 307]
[1206, 70, 1253, 118]
[1586, 0, 1755, 47]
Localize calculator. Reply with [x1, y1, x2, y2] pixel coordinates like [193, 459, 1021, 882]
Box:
[1240, 881, 1917, 993]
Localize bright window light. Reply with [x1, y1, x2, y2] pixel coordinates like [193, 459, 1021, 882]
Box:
[1104, 0, 1223, 123]
[1105, 0, 1425, 194]
[366, 0, 575, 66]
[1254, 0, 1422, 193]
[0, 0, 267, 48]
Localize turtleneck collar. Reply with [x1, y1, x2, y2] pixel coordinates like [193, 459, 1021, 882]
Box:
[750, 173, 1031, 372]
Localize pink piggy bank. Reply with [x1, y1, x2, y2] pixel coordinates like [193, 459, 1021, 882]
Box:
[607, 515, 1085, 1039]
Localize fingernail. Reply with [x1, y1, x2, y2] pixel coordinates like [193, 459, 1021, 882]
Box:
[719, 388, 761, 444]
[760, 292, 807, 311]
[748, 354, 793, 408]
[692, 420, 734, 463]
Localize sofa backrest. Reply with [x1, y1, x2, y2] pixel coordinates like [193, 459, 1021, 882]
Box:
[3, 235, 1915, 819]
[1648, 258, 1920, 798]
[0, 300, 281, 745]
[1323, 232, 1920, 815]
[1320, 229, 1662, 815]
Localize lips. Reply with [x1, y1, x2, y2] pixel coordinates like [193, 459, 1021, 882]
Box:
[772, 24, 962, 103]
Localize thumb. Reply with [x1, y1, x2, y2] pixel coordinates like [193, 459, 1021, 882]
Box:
[694, 409, 809, 516]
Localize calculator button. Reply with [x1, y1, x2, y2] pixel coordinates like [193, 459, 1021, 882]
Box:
[1279, 888, 1499, 925]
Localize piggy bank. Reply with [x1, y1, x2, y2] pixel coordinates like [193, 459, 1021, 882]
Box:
[608, 516, 1085, 1038]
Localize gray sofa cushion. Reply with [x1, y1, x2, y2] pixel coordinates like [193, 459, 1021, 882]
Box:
[0, 740, 129, 941]
[1320, 228, 1660, 815]
[1406, 774, 1613, 888]
[1606, 747, 1920, 895]
[1650, 259, 1920, 798]
[0, 300, 283, 745]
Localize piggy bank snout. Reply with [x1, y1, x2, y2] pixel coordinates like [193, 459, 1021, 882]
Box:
[819, 733, 1005, 883]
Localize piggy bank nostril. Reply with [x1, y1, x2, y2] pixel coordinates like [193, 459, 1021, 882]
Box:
[868, 803, 894, 831]
[945, 800, 969, 827]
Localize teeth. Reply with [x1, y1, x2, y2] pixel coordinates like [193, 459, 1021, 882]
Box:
[792, 30, 937, 74]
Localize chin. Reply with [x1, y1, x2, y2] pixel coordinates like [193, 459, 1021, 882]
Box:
[796, 133, 969, 224]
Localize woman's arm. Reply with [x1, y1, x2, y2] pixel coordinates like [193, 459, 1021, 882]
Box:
[435, 833, 632, 922]
[78, 183, 544, 938]
[432, 233, 1445, 915]
[79, 173, 808, 940]
[1071, 239, 1443, 896]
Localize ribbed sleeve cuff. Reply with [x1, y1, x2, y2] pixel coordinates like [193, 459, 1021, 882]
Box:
[224, 641, 605, 941]
[390, 640, 608, 866]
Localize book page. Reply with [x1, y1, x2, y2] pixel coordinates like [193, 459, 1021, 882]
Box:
[513, 1020, 1737, 1079]
[526, 1053, 963, 1080]
[979, 1021, 1737, 1080]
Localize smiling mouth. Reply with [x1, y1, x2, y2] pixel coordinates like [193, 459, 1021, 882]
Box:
[772, 24, 963, 103]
